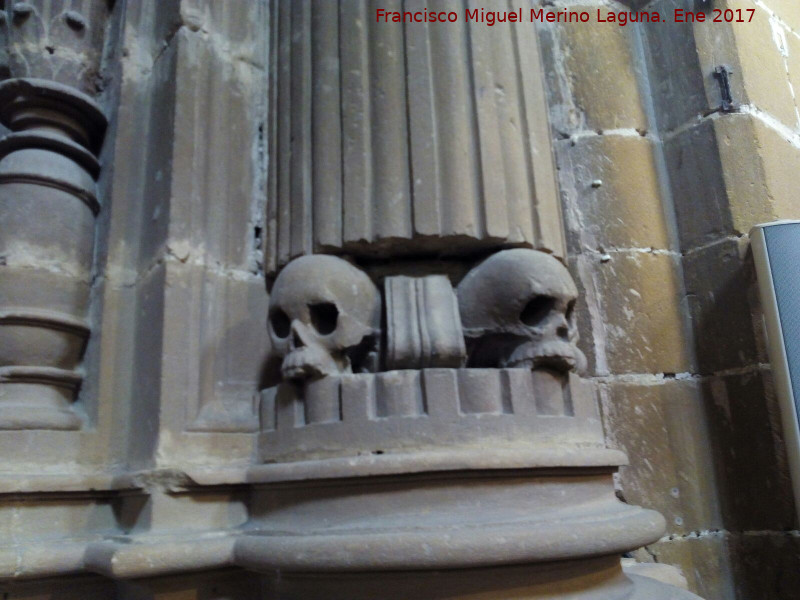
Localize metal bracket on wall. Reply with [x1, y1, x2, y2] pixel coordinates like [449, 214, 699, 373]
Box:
[713, 65, 735, 113]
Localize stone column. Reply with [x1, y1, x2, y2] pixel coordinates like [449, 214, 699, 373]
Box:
[0, 2, 109, 430]
[237, 1, 704, 598]
[0, 78, 105, 429]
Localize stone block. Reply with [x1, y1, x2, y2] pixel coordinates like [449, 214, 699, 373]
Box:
[557, 6, 647, 132]
[572, 251, 692, 376]
[683, 237, 759, 375]
[602, 379, 722, 535]
[384, 275, 465, 369]
[730, 2, 798, 130]
[557, 135, 670, 254]
[605, 370, 794, 535]
[786, 32, 800, 119]
[641, 0, 709, 132]
[728, 532, 800, 599]
[672, 112, 800, 247]
[749, 114, 800, 221]
[700, 370, 796, 531]
[663, 118, 732, 252]
[763, 0, 800, 34]
[638, 533, 734, 599]
[157, 259, 268, 457]
[712, 113, 776, 234]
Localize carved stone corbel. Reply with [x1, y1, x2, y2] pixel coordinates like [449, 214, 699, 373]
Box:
[245, 249, 701, 599]
[0, 78, 106, 429]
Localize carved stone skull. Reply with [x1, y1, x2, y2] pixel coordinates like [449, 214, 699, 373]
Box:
[456, 249, 585, 373]
[268, 255, 381, 382]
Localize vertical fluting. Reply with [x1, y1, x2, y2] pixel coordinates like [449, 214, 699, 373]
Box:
[265, 0, 564, 273]
[0, 78, 106, 429]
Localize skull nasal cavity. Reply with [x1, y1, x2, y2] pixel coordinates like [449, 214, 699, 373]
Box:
[520, 296, 556, 326]
[310, 302, 339, 335]
[270, 309, 291, 338]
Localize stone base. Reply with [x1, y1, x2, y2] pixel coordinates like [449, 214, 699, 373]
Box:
[264, 558, 702, 599]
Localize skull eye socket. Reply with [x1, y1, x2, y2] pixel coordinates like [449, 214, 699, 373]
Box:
[565, 300, 576, 322]
[270, 309, 291, 338]
[310, 302, 339, 335]
[520, 296, 556, 326]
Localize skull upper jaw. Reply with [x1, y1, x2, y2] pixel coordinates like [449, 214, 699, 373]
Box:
[465, 332, 586, 374]
[281, 345, 352, 382]
[504, 339, 587, 373]
[278, 329, 379, 383]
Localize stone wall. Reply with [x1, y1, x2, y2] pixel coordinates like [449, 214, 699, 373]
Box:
[539, 0, 800, 597]
[1, 0, 799, 598]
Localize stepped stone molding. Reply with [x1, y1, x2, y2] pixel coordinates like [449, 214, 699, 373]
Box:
[0, 77, 107, 429]
[259, 369, 599, 463]
[265, 0, 564, 274]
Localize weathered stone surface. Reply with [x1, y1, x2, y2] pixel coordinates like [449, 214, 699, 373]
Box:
[786, 32, 800, 119]
[639, 534, 734, 600]
[0, 0, 113, 95]
[701, 371, 796, 531]
[683, 237, 759, 375]
[711, 113, 777, 232]
[572, 251, 692, 376]
[746, 115, 800, 221]
[662, 119, 732, 252]
[602, 379, 722, 536]
[259, 370, 603, 464]
[557, 135, 670, 253]
[764, 0, 800, 34]
[727, 533, 800, 600]
[668, 112, 800, 250]
[729, 1, 798, 130]
[553, 6, 647, 133]
[640, 0, 709, 132]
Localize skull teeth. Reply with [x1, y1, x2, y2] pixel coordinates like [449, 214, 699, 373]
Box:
[504, 341, 579, 372]
[281, 346, 342, 381]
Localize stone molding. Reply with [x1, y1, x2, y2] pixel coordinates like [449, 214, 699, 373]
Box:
[259, 369, 600, 463]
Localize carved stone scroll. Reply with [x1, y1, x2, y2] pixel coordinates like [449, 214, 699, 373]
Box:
[0, 78, 106, 429]
[384, 275, 466, 369]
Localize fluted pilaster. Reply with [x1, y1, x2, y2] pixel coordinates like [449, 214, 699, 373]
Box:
[265, 0, 563, 274]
